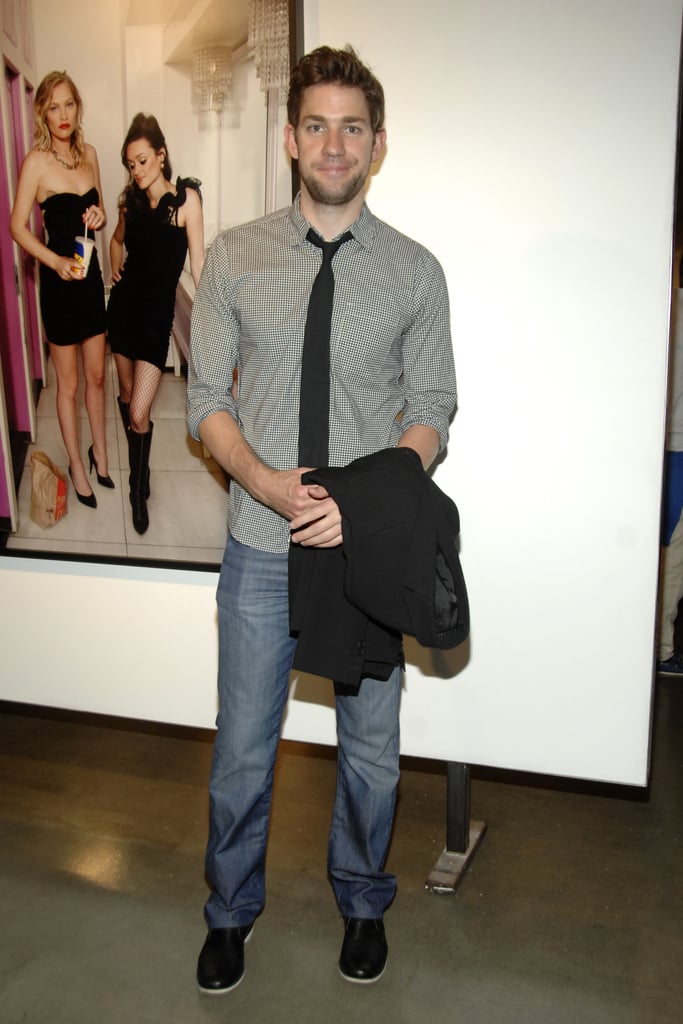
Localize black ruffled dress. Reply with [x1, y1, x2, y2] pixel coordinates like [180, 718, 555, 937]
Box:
[107, 177, 201, 370]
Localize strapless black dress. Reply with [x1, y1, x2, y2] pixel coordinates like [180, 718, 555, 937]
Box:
[38, 187, 106, 346]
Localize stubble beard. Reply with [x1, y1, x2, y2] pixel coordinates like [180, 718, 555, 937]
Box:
[299, 165, 368, 208]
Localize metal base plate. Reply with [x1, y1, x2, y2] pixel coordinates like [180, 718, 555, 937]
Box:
[424, 820, 487, 894]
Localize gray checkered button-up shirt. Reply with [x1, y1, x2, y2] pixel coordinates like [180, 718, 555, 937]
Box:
[187, 196, 457, 554]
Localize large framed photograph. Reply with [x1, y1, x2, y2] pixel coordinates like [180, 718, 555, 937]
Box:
[1, 0, 298, 570]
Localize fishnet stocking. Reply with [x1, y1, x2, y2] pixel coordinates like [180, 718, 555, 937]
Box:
[114, 354, 162, 433]
[113, 353, 134, 403]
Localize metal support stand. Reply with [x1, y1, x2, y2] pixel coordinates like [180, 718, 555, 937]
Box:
[425, 761, 487, 894]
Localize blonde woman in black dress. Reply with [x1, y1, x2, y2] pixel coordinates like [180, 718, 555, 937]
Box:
[10, 70, 112, 508]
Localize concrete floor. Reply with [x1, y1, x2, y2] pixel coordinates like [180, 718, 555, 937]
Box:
[0, 678, 681, 1024]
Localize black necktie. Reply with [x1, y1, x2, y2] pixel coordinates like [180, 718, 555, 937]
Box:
[298, 228, 353, 467]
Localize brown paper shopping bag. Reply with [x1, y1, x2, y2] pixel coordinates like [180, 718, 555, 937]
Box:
[30, 451, 68, 528]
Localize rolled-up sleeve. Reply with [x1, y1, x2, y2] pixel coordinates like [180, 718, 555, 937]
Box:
[187, 235, 239, 440]
[400, 251, 457, 451]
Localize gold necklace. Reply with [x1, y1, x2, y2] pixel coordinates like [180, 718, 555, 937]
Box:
[51, 148, 77, 171]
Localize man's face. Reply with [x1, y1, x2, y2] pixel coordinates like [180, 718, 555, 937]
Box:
[285, 83, 385, 208]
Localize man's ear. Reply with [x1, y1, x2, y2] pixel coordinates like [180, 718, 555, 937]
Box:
[284, 123, 299, 161]
[371, 128, 387, 164]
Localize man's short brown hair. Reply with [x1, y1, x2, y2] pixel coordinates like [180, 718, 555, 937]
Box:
[287, 45, 385, 135]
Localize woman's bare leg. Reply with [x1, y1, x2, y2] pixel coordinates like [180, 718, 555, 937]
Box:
[49, 341, 92, 496]
[81, 332, 109, 477]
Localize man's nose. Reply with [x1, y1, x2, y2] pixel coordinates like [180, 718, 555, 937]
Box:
[323, 128, 344, 154]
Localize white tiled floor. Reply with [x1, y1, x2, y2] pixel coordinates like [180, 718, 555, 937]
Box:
[6, 352, 229, 565]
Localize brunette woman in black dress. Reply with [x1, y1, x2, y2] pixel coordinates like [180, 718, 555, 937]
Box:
[107, 113, 204, 534]
[10, 70, 112, 508]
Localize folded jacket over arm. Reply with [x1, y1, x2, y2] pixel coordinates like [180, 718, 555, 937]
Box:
[288, 447, 469, 687]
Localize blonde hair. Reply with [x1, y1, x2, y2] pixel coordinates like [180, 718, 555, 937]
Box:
[33, 71, 86, 167]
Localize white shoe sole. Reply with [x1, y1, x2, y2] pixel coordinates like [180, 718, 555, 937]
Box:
[338, 956, 388, 984]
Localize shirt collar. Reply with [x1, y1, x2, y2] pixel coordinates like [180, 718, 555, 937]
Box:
[287, 193, 377, 250]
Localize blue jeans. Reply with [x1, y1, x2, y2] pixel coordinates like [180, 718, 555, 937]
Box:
[204, 536, 401, 928]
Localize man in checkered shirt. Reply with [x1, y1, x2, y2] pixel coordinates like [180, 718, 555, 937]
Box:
[188, 44, 457, 994]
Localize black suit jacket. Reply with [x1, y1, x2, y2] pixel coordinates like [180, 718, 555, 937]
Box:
[288, 447, 469, 687]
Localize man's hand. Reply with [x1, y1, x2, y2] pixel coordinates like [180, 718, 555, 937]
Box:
[289, 484, 343, 548]
[253, 467, 316, 520]
[197, 414, 343, 546]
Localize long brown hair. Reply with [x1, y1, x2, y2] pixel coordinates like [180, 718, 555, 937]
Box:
[33, 71, 86, 167]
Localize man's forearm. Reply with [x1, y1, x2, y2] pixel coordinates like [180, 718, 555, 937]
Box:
[198, 412, 321, 522]
[198, 412, 271, 500]
[397, 424, 440, 470]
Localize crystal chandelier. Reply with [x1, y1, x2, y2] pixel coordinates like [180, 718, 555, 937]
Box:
[248, 0, 290, 95]
[192, 46, 232, 113]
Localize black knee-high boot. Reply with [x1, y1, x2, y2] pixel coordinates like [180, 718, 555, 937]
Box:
[121, 398, 150, 500]
[128, 424, 153, 535]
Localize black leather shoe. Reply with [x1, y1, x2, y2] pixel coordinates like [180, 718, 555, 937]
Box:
[196, 925, 253, 994]
[338, 917, 388, 984]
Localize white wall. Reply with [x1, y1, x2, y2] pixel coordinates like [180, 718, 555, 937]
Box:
[163, 54, 289, 244]
[123, 24, 164, 126]
[2, 0, 681, 786]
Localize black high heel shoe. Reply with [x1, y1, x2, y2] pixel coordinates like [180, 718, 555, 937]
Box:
[68, 467, 97, 508]
[88, 444, 115, 488]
